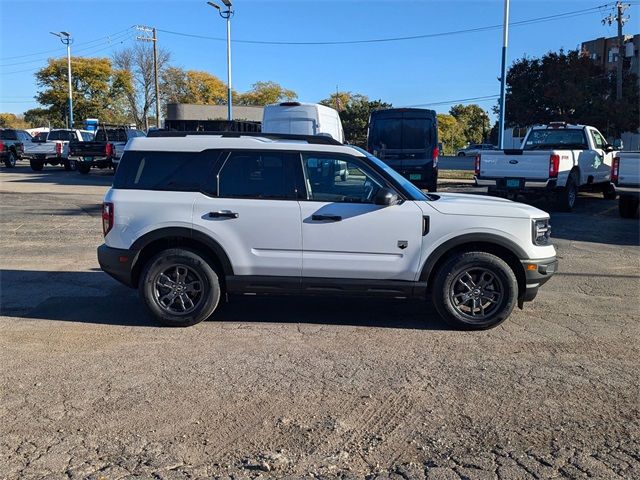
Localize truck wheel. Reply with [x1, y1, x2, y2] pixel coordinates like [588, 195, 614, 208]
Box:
[619, 195, 639, 219]
[4, 150, 17, 168]
[29, 159, 44, 171]
[63, 160, 77, 171]
[556, 177, 578, 212]
[139, 248, 221, 327]
[77, 163, 91, 174]
[431, 251, 518, 330]
[602, 183, 617, 200]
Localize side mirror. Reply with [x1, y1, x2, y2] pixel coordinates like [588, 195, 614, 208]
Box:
[613, 139, 623, 150]
[373, 187, 399, 206]
[604, 144, 614, 153]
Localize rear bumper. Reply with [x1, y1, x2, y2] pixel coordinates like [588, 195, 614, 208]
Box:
[476, 176, 557, 191]
[97, 244, 138, 288]
[519, 256, 558, 303]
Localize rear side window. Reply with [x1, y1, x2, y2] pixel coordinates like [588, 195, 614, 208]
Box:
[113, 150, 222, 193]
[0, 130, 17, 140]
[47, 130, 75, 141]
[218, 151, 300, 200]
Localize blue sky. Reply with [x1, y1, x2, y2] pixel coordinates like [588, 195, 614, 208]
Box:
[0, 0, 637, 118]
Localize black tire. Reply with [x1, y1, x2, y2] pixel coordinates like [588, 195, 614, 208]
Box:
[431, 251, 518, 330]
[619, 195, 639, 219]
[556, 176, 578, 212]
[77, 163, 91, 174]
[602, 182, 617, 200]
[139, 248, 221, 327]
[63, 159, 77, 171]
[4, 150, 17, 168]
[29, 159, 44, 171]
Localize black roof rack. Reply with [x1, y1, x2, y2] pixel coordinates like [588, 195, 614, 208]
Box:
[145, 130, 343, 145]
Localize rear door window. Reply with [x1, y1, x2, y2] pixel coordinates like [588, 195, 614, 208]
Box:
[0, 130, 18, 140]
[217, 150, 300, 200]
[113, 150, 223, 193]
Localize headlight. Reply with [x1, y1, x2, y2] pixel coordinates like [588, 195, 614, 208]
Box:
[532, 218, 551, 245]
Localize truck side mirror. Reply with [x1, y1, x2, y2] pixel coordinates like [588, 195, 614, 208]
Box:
[374, 187, 399, 206]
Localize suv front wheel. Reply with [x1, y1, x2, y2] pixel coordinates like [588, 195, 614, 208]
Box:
[432, 251, 518, 330]
[140, 248, 221, 327]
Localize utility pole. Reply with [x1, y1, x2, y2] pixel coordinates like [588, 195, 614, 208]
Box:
[497, 0, 510, 150]
[136, 25, 161, 128]
[603, 1, 630, 101]
[51, 32, 73, 128]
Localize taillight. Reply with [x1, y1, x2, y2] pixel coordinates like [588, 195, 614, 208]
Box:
[105, 143, 113, 157]
[0, 142, 4, 153]
[611, 157, 620, 183]
[102, 202, 114, 236]
[549, 154, 560, 178]
[55, 142, 62, 157]
[432, 146, 439, 168]
[474, 154, 481, 176]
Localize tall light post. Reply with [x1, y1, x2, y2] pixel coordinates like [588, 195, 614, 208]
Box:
[51, 31, 74, 128]
[207, 0, 234, 121]
[497, 0, 510, 149]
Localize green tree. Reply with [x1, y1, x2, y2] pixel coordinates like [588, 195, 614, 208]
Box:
[449, 104, 491, 145]
[500, 49, 639, 137]
[34, 57, 130, 127]
[436, 113, 466, 154]
[0, 113, 29, 129]
[320, 92, 392, 146]
[161, 68, 230, 105]
[113, 43, 171, 129]
[23, 108, 56, 128]
[237, 81, 297, 106]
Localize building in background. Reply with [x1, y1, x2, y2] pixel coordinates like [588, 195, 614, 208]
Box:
[581, 34, 640, 78]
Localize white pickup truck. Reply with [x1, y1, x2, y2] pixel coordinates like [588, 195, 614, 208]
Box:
[475, 123, 617, 211]
[612, 151, 640, 218]
[23, 129, 94, 171]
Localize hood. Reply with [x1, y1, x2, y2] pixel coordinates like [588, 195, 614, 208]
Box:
[424, 192, 549, 219]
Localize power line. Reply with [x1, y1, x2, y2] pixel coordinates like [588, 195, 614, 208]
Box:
[0, 27, 134, 62]
[406, 95, 500, 108]
[157, 3, 613, 46]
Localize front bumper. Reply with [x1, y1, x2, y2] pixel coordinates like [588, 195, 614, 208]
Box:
[97, 244, 138, 288]
[519, 256, 558, 304]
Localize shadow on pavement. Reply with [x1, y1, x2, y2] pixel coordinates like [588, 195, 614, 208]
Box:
[1, 164, 114, 188]
[0, 269, 447, 330]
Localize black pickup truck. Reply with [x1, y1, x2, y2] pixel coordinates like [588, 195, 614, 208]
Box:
[68, 124, 145, 174]
[0, 128, 33, 168]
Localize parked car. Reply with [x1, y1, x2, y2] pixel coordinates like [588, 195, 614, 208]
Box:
[262, 102, 345, 142]
[367, 108, 439, 191]
[612, 151, 640, 218]
[23, 129, 94, 171]
[0, 128, 32, 167]
[97, 131, 556, 330]
[475, 122, 617, 211]
[68, 124, 145, 174]
[457, 144, 497, 156]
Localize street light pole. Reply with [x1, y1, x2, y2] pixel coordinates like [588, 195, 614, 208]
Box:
[51, 31, 73, 128]
[498, 0, 510, 150]
[207, 1, 234, 121]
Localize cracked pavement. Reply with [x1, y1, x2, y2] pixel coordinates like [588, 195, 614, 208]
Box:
[1, 166, 639, 479]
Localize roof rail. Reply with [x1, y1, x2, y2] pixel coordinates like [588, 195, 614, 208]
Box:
[145, 130, 343, 145]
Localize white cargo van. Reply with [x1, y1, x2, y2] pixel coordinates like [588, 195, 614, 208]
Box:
[262, 102, 345, 143]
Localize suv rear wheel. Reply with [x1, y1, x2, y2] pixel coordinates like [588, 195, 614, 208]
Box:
[432, 251, 518, 330]
[139, 248, 221, 327]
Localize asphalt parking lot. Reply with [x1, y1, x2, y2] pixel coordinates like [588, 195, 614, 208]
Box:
[1, 164, 639, 480]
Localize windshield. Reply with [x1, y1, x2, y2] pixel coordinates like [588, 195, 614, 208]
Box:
[523, 129, 588, 150]
[47, 130, 75, 141]
[349, 146, 431, 201]
[33, 132, 49, 142]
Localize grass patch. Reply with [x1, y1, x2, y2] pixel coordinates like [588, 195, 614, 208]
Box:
[439, 170, 474, 180]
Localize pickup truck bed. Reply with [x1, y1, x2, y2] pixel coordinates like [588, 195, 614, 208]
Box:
[613, 151, 640, 218]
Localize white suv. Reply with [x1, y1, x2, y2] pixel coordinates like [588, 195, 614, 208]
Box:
[98, 132, 557, 329]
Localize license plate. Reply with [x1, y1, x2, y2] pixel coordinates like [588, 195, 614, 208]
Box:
[409, 174, 422, 180]
[506, 179, 520, 188]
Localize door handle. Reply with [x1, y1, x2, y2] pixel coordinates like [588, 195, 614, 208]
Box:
[312, 214, 342, 222]
[208, 210, 239, 219]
